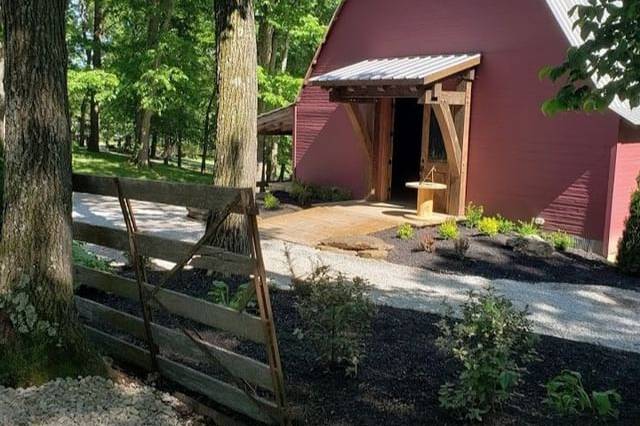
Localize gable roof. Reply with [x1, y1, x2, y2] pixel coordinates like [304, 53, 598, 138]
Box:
[546, 0, 638, 124]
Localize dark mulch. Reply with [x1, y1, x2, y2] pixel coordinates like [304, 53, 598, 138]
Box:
[79, 268, 640, 426]
[373, 226, 639, 290]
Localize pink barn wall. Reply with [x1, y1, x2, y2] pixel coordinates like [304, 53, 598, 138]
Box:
[295, 0, 621, 241]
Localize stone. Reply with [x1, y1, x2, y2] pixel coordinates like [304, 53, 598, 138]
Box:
[506, 235, 554, 257]
[357, 249, 388, 259]
[318, 235, 393, 252]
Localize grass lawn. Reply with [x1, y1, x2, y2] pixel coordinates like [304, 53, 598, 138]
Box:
[72, 147, 213, 185]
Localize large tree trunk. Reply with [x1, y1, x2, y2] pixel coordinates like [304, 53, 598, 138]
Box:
[0, 36, 5, 147]
[150, 130, 158, 159]
[87, 0, 103, 153]
[0, 0, 81, 347]
[212, 0, 257, 254]
[201, 90, 215, 174]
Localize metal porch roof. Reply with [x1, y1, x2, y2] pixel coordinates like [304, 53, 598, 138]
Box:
[309, 53, 481, 87]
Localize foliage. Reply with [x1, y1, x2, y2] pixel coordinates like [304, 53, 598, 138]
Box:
[72, 241, 111, 272]
[67, 69, 119, 107]
[617, 182, 640, 276]
[263, 192, 281, 210]
[258, 66, 303, 110]
[420, 233, 436, 253]
[436, 287, 538, 421]
[544, 370, 622, 419]
[465, 202, 484, 228]
[495, 215, 516, 234]
[541, 0, 640, 115]
[477, 217, 500, 237]
[438, 219, 460, 240]
[396, 223, 415, 240]
[516, 219, 541, 237]
[207, 281, 256, 312]
[544, 231, 575, 252]
[292, 266, 376, 375]
[291, 180, 351, 206]
[454, 237, 471, 260]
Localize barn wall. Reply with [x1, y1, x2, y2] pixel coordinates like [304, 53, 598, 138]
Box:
[295, 0, 620, 241]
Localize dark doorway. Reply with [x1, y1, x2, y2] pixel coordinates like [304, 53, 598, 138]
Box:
[391, 99, 423, 200]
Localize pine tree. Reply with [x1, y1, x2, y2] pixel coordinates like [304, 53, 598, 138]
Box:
[617, 178, 640, 276]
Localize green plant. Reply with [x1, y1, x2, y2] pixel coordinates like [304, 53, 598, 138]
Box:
[516, 219, 541, 237]
[544, 370, 622, 419]
[396, 223, 415, 240]
[453, 237, 470, 260]
[438, 219, 459, 240]
[208, 280, 255, 311]
[291, 181, 314, 206]
[477, 217, 500, 237]
[72, 241, 111, 272]
[495, 215, 516, 234]
[263, 192, 281, 210]
[544, 231, 575, 252]
[618, 181, 640, 276]
[465, 202, 484, 228]
[292, 266, 376, 376]
[291, 180, 352, 207]
[436, 287, 538, 421]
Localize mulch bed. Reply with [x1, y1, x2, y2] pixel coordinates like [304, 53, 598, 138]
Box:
[372, 226, 639, 290]
[79, 268, 640, 426]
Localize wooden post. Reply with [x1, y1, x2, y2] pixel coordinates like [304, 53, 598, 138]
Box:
[344, 103, 374, 199]
[421, 103, 432, 178]
[451, 70, 474, 216]
[374, 99, 393, 201]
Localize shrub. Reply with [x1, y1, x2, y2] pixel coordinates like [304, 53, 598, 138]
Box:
[454, 237, 470, 260]
[438, 219, 459, 240]
[419, 234, 436, 253]
[208, 280, 255, 311]
[293, 266, 376, 375]
[291, 181, 314, 206]
[544, 231, 575, 251]
[618, 182, 640, 276]
[477, 217, 500, 237]
[465, 202, 484, 228]
[544, 370, 621, 419]
[496, 215, 516, 234]
[291, 181, 352, 206]
[396, 223, 415, 240]
[72, 241, 111, 272]
[436, 287, 538, 421]
[516, 219, 540, 237]
[263, 192, 281, 210]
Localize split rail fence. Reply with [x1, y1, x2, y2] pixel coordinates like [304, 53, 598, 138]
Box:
[72, 174, 288, 425]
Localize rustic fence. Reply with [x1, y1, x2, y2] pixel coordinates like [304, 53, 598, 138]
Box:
[71, 174, 288, 425]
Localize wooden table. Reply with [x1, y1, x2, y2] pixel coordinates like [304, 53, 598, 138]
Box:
[405, 181, 448, 218]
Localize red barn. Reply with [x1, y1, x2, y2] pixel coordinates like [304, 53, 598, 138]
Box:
[288, 0, 640, 259]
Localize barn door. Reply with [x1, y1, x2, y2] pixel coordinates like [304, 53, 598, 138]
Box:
[420, 104, 450, 213]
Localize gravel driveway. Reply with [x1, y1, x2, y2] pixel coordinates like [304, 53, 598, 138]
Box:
[73, 193, 640, 354]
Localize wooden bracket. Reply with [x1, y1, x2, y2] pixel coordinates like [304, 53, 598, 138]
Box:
[419, 83, 466, 106]
[432, 101, 462, 178]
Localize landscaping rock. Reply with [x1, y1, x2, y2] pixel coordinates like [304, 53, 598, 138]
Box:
[506, 235, 554, 258]
[357, 249, 388, 260]
[318, 235, 393, 252]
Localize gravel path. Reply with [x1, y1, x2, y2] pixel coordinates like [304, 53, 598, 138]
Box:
[0, 376, 200, 425]
[73, 193, 640, 354]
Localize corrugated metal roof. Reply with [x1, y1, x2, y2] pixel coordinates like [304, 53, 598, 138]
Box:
[546, 0, 640, 125]
[310, 53, 481, 86]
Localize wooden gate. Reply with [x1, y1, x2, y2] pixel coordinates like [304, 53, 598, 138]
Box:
[72, 174, 287, 425]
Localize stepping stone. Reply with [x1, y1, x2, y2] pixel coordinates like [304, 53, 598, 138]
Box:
[318, 235, 393, 252]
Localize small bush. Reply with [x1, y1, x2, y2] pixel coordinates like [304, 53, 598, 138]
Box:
[465, 202, 484, 228]
[291, 181, 351, 206]
[618, 182, 640, 276]
[454, 237, 470, 260]
[293, 266, 376, 375]
[496, 215, 516, 234]
[544, 370, 621, 419]
[438, 219, 459, 240]
[516, 219, 540, 237]
[291, 181, 314, 206]
[544, 231, 574, 251]
[396, 223, 415, 240]
[419, 234, 436, 253]
[436, 287, 538, 421]
[208, 280, 255, 311]
[477, 217, 500, 237]
[72, 241, 111, 272]
[263, 192, 281, 210]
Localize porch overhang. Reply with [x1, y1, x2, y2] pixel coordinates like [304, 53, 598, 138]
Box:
[258, 104, 294, 136]
[310, 53, 481, 103]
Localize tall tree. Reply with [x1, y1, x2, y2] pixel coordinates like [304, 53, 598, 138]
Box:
[87, 0, 103, 152]
[212, 0, 258, 254]
[0, 0, 84, 353]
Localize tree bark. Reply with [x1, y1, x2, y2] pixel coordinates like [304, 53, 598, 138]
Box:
[212, 0, 258, 254]
[201, 89, 215, 174]
[0, 37, 6, 148]
[177, 133, 182, 169]
[0, 0, 81, 345]
[150, 130, 158, 159]
[87, 0, 103, 153]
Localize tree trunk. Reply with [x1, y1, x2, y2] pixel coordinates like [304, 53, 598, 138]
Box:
[177, 134, 182, 169]
[280, 34, 290, 73]
[201, 89, 215, 174]
[150, 130, 158, 159]
[0, 0, 81, 347]
[86, 0, 102, 153]
[211, 0, 258, 254]
[0, 37, 5, 147]
[78, 95, 87, 147]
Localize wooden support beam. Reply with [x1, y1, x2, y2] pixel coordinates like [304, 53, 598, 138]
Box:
[344, 103, 374, 197]
[420, 104, 432, 177]
[432, 101, 462, 178]
[418, 85, 466, 106]
[449, 70, 474, 215]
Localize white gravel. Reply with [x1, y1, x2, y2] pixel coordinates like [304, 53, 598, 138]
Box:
[0, 376, 200, 426]
[73, 193, 640, 354]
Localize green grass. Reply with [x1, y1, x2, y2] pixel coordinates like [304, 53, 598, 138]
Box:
[72, 147, 213, 184]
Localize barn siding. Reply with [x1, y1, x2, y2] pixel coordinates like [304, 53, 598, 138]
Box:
[295, 0, 621, 241]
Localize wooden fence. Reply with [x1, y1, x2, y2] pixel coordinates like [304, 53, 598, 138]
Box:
[72, 174, 288, 425]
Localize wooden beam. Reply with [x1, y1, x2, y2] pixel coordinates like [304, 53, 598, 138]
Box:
[418, 85, 466, 106]
[449, 70, 474, 215]
[374, 99, 393, 201]
[420, 104, 432, 177]
[432, 101, 462, 178]
[330, 85, 428, 102]
[344, 103, 374, 196]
